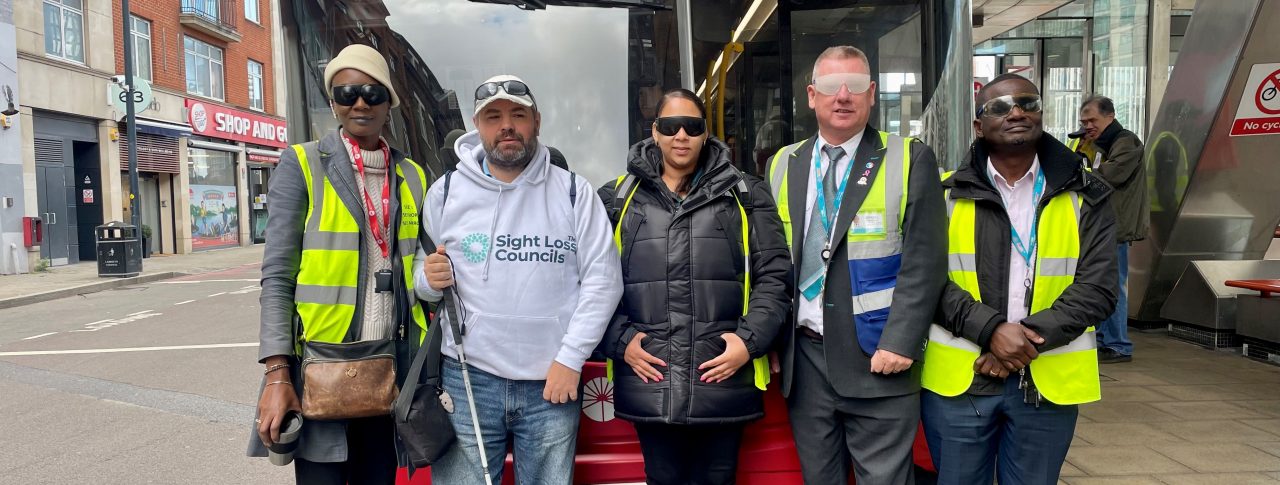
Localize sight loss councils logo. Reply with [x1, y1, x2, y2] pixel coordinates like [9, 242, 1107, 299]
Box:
[462, 233, 490, 262]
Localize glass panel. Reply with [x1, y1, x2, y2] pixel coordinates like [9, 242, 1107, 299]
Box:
[197, 59, 210, 96]
[1042, 38, 1085, 141]
[212, 62, 224, 99]
[62, 0, 82, 10]
[136, 35, 152, 81]
[790, 3, 924, 141]
[1092, 0, 1149, 134]
[211, 46, 222, 62]
[43, 3, 62, 57]
[62, 10, 83, 62]
[185, 52, 199, 93]
[246, 0, 259, 22]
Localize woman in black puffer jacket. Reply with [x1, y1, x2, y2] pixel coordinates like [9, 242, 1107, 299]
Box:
[598, 89, 792, 485]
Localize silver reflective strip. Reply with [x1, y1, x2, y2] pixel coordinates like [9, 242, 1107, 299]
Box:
[882, 134, 906, 233]
[400, 160, 424, 207]
[945, 191, 956, 218]
[303, 231, 359, 250]
[769, 143, 800, 196]
[1041, 330, 1096, 355]
[617, 175, 639, 201]
[948, 253, 977, 272]
[295, 284, 359, 305]
[927, 324, 981, 352]
[304, 145, 326, 233]
[851, 287, 894, 315]
[846, 239, 902, 259]
[398, 237, 416, 258]
[1070, 191, 1082, 220]
[1039, 257, 1078, 277]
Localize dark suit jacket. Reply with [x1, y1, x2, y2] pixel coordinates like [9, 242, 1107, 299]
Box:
[777, 126, 947, 399]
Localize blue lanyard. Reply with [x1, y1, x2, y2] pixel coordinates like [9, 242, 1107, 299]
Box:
[1004, 168, 1045, 268]
[813, 145, 855, 235]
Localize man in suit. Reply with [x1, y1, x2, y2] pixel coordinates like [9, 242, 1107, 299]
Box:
[765, 45, 947, 484]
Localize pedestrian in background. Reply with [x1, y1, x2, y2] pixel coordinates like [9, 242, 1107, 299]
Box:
[1072, 95, 1146, 364]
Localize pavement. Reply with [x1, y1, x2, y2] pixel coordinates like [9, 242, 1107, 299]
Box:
[0, 246, 265, 309]
[3, 247, 1280, 483]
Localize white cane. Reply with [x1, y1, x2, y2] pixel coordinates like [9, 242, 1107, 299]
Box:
[453, 334, 493, 485]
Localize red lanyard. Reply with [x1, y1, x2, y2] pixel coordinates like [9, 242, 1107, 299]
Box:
[344, 134, 392, 258]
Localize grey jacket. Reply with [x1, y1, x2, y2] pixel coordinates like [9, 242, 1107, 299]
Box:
[775, 127, 949, 399]
[247, 129, 426, 463]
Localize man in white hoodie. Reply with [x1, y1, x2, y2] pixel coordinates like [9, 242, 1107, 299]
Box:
[415, 75, 623, 484]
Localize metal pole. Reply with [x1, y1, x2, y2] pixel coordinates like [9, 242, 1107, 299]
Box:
[122, 0, 141, 258]
[676, 0, 695, 90]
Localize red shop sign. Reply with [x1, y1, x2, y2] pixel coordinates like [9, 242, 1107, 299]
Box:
[186, 99, 288, 148]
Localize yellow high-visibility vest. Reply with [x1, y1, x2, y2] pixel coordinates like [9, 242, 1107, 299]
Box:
[921, 171, 1100, 405]
[291, 143, 428, 346]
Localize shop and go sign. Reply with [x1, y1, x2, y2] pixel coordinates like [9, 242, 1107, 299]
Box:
[185, 99, 288, 148]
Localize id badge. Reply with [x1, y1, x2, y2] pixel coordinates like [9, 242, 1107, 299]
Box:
[374, 269, 393, 293]
[850, 211, 887, 236]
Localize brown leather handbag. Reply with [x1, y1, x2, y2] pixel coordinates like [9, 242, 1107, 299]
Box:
[300, 339, 399, 420]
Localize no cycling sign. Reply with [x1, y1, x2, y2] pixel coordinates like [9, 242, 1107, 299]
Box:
[1230, 63, 1280, 136]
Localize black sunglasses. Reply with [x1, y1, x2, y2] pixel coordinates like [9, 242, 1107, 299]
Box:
[331, 84, 390, 107]
[654, 116, 707, 137]
[475, 80, 532, 101]
[977, 94, 1042, 119]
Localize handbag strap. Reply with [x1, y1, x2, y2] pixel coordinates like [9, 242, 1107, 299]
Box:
[396, 227, 464, 422]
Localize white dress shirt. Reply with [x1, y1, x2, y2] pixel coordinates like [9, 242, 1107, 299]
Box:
[797, 131, 864, 335]
[987, 156, 1042, 324]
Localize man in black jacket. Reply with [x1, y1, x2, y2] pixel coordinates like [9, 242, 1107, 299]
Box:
[920, 73, 1117, 484]
[1075, 95, 1146, 363]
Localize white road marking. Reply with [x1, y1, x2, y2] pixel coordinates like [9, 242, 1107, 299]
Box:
[127, 310, 153, 316]
[0, 342, 258, 356]
[174, 300, 196, 305]
[228, 286, 261, 295]
[69, 311, 162, 332]
[208, 292, 227, 298]
[22, 332, 57, 340]
[155, 279, 260, 284]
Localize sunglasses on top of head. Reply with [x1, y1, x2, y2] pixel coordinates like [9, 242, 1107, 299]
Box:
[654, 116, 707, 137]
[475, 80, 532, 102]
[331, 84, 391, 107]
[977, 94, 1042, 119]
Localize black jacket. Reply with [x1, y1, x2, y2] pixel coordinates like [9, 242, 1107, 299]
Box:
[598, 137, 792, 425]
[939, 135, 1118, 393]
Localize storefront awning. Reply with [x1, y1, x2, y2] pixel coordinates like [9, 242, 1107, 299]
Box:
[134, 118, 194, 138]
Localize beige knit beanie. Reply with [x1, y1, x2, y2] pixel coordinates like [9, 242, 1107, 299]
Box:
[324, 44, 401, 108]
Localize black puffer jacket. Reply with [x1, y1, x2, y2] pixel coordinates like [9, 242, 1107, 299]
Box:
[597, 137, 792, 425]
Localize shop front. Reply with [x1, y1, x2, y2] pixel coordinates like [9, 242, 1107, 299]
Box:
[185, 99, 287, 251]
[118, 119, 190, 256]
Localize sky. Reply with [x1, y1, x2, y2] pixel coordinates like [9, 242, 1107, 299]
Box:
[385, 0, 630, 187]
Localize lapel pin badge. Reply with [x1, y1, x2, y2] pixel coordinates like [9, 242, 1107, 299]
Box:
[857, 177, 868, 185]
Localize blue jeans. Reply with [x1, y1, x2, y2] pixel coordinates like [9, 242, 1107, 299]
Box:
[921, 378, 1078, 485]
[431, 358, 579, 485]
[1097, 243, 1133, 355]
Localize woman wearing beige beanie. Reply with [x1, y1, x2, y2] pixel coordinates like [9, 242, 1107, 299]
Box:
[249, 43, 432, 485]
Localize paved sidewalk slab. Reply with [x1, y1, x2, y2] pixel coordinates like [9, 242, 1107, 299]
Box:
[0, 246, 264, 309]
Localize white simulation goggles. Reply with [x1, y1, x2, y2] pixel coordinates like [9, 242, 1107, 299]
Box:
[812, 73, 872, 96]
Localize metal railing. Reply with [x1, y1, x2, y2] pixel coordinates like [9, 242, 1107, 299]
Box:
[180, 0, 238, 35]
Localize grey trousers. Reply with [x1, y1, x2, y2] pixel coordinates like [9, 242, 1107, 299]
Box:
[787, 332, 918, 485]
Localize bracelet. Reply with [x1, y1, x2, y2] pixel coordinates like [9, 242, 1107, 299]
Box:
[264, 363, 290, 375]
[265, 380, 293, 387]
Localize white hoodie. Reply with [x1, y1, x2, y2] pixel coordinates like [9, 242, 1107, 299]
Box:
[413, 131, 623, 380]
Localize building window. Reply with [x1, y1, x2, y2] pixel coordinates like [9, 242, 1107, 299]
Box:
[248, 60, 264, 111]
[43, 0, 84, 63]
[184, 36, 225, 100]
[245, 0, 260, 23]
[130, 16, 153, 81]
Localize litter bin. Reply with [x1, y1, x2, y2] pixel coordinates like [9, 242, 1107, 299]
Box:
[97, 222, 142, 277]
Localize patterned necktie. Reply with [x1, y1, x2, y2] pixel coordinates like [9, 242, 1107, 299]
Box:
[798, 145, 847, 301]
